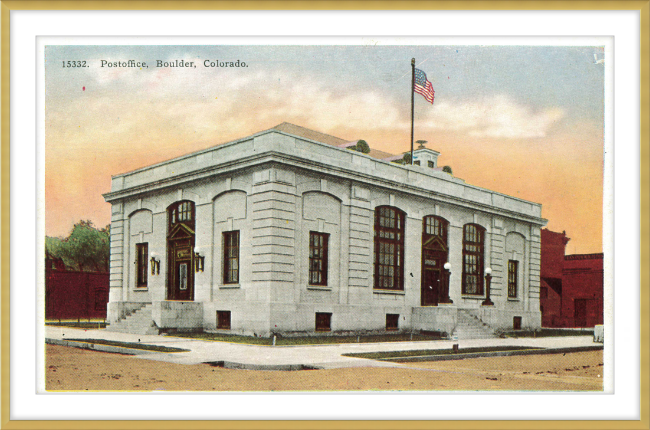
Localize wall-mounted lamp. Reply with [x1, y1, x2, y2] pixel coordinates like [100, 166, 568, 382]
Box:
[150, 252, 160, 275]
[482, 267, 494, 306]
[194, 246, 205, 273]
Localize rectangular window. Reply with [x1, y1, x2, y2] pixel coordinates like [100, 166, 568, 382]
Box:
[374, 207, 405, 290]
[513, 316, 522, 330]
[217, 311, 231, 330]
[427, 160, 434, 168]
[179, 263, 188, 290]
[136, 243, 148, 288]
[462, 224, 484, 295]
[508, 260, 518, 298]
[386, 314, 399, 331]
[309, 232, 329, 285]
[414, 160, 421, 166]
[315, 312, 332, 331]
[223, 231, 240, 284]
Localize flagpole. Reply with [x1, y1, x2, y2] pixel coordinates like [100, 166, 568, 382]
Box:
[410, 58, 415, 165]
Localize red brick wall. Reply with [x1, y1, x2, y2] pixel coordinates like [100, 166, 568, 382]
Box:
[561, 254, 604, 327]
[540, 229, 569, 279]
[540, 279, 563, 327]
[45, 269, 109, 320]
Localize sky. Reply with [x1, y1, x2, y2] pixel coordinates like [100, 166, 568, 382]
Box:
[44, 44, 605, 254]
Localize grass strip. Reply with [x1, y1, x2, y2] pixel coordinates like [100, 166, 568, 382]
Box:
[171, 332, 445, 346]
[46, 322, 107, 329]
[500, 329, 594, 338]
[66, 338, 189, 353]
[344, 346, 544, 360]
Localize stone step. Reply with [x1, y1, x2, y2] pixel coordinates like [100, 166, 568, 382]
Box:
[106, 304, 159, 335]
[452, 309, 497, 340]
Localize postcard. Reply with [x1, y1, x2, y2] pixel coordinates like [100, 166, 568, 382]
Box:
[31, 34, 622, 422]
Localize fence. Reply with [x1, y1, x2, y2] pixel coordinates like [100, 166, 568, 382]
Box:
[45, 269, 109, 321]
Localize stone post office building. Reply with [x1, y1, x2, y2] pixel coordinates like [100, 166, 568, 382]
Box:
[103, 123, 546, 337]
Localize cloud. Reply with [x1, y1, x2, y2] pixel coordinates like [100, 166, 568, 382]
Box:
[263, 75, 403, 132]
[423, 95, 565, 138]
[79, 65, 405, 139]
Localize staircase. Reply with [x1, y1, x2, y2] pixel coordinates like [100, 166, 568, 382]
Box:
[106, 303, 159, 335]
[452, 309, 497, 340]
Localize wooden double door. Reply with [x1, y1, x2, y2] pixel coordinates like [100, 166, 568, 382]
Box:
[167, 228, 194, 301]
[421, 249, 446, 306]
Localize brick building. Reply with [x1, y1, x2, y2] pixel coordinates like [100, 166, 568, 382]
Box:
[540, 229, 604, 328]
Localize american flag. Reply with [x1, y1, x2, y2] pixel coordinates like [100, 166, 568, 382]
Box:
[414, 68, 435, 104]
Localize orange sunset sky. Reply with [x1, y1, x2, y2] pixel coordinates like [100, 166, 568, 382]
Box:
[45, 45, 604, 254]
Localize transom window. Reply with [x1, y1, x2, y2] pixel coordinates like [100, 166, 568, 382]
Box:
[309, 232, 329, 286]
[135, 243, 148, 288]
[374, 206, 405, 290]
[168, 200, 195, 229]
[223, 231, 240, 284]
[508, 260, 519, 298]
[423, 216, 448, 246]
[462, 224, 485, 295]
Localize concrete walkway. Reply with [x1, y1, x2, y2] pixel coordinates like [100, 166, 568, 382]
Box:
[45, 326, 601, 370]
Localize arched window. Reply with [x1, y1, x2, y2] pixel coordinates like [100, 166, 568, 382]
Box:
[462, 223, 485, 295]
[168, 200, 195, 230]
[423, 216, 448, 249]
[374, 206, 406, 290]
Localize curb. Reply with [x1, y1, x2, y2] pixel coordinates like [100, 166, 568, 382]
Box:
[47, 338, 156, 356]
[205, 361, 321, 371]
[383, 345, 604, 363]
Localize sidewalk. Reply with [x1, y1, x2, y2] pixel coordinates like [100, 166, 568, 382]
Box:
[45, 326, 601, 370]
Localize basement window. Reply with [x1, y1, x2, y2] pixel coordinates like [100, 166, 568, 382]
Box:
[315, 312, 332, 331]
[513, 316, 522, 330]
[217, 311, 231, 330]
[386, 314, 399, 331]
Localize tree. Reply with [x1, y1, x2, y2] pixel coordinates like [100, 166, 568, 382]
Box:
[349, 140, 370, 154]
[46, 220, 110, 272]
[442, 165, 453, 174]
[402, 152, 412, 165]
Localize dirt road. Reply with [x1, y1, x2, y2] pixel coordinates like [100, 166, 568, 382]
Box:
[46, 344, 603, 392]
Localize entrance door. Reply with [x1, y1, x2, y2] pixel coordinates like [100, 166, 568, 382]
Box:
[421, 264, 441, 306]
[421, 216, 449, 306]
[167, 201, 196, 301]
[168, 238, 194, 301]
[574, 299, 588, 327]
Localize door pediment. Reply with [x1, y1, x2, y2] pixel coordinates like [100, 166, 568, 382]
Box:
[168, 223, 195, 239]
[422, 235, 447, 251]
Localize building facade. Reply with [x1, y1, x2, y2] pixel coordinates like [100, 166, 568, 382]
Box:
[103, 123, 546, 336]
[540, 229, 604, 328]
